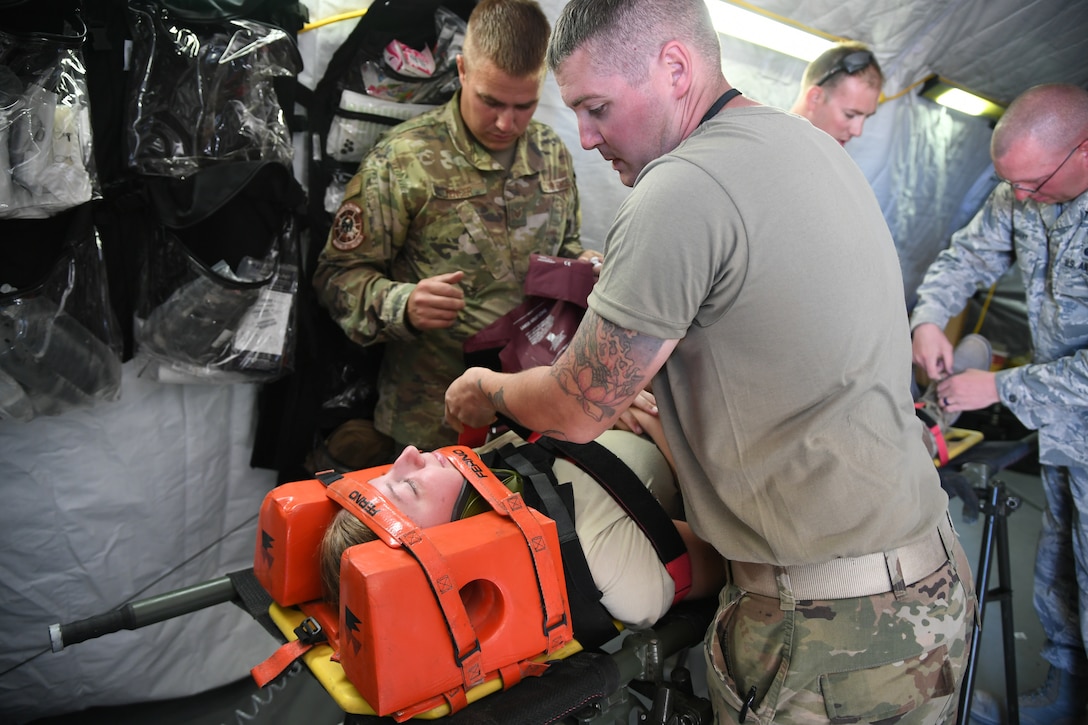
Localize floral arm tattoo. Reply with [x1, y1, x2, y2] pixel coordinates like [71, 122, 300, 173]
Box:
[550, 309, 661, 423]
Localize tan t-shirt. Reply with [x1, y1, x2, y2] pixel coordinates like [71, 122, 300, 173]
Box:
[590, 106, 945, 566]
[479, 429, 679, 628]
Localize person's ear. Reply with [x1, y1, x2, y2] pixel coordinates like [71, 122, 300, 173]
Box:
[804, 83, 824, 111]
[660, 41, 692, 98]
[456, 53, 467, 84]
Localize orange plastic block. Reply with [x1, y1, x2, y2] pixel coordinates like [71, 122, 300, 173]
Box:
[338, 509, 569, 717]
[254, 478, 339, 607]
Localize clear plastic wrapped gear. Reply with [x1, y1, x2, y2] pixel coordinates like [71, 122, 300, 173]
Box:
[0, 203, 123, 421]
[0, 12, 99, 218]
[133, 161, 303, 384]
[125, 1, 302, 176]
[136, 246, 299, 384]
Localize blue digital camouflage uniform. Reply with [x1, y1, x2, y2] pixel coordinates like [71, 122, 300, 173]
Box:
[313, 91, 583, 450]
[910, 182, 1088, 677]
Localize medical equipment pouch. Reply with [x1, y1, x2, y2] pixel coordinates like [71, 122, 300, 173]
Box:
[124, 0, 301, 177]
[463, 253, 596, 373]
[0, 6, 100, 219]
[0, 201, 122, 421]
[133, 160, 303, 383]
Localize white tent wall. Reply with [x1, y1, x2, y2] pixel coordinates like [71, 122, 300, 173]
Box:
[0, 366, 279, 723]
[855, 97, 997, 302]
[1, 0, 1086, 722]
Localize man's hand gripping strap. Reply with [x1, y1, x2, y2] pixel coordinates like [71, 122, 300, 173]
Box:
[324, 472, 486, 691]
[438, 446, 573, 653]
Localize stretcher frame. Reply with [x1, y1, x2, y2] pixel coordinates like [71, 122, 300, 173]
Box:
[49, 568, 718, 725]
[46, 428, 1035, 725]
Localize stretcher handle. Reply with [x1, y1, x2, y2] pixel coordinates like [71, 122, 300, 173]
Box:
[48, 575, 237, 652]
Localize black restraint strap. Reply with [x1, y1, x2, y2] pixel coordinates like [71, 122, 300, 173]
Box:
[482, 444, 620, 649]
[532, 437, 689, 588]
[492, 416, 691, 601]
[228, 567, 284, 642]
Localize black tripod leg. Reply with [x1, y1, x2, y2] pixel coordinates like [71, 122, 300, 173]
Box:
[957, 477, 1021, 725]
[959, 482, 999, 723]
[995, 500, 1019, 725]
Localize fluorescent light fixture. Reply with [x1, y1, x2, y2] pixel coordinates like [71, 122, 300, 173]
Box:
[934, 89, 992, 116]
[705, 0, 837, 61]
[919, 76, 1005, 122]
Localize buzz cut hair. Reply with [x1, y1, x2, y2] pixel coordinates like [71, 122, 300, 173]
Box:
[546, 0, 721, 84]
[462, 0, 551, 78]
[992, 83, 1088, 159]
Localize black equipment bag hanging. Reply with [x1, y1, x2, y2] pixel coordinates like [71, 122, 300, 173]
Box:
[133, 160, 305, 383]
[298, 0, 476, 249]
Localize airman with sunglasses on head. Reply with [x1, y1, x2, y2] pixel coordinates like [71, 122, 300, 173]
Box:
[911, 83, 1088, 725]
[790, 41, 883, 146]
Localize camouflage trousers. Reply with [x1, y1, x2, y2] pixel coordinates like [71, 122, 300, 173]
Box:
[1035, 462, 1088, 676]
[704, 527, 976, 724]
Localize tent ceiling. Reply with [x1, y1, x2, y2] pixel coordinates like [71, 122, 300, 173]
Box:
[749, 0, 1088, 106]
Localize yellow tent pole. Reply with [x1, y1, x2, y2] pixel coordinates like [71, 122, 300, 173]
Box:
[301, 8, 368, 34]
[972, 283, 997, 334]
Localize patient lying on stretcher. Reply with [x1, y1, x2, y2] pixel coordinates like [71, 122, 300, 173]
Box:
[319, 411, 726, 630]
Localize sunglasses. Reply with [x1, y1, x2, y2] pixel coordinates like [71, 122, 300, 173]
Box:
[814, 50, 876, 87]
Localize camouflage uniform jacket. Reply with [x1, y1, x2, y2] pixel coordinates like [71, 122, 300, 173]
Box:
[313, 92, 583, 449]
[910, 182, 1088, 467]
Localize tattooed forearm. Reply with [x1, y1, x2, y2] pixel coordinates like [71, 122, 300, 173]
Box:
[479, 378, 571, 439]
[550, 311, 658, 421]
[480, 382, 518, 426]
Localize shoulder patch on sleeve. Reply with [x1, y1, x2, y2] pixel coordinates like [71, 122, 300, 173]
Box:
[331, 201, 365, 251]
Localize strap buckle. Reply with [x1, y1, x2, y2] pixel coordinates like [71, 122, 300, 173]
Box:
[293, 616, 326, 645]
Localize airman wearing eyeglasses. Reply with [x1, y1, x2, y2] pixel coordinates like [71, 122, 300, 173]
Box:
[789, 41, 883, 146]
[911, 83, 1088, 725]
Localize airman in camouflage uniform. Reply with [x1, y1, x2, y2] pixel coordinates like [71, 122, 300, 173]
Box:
[911, 83, 1088, 723]
[313, 0, 587, 451]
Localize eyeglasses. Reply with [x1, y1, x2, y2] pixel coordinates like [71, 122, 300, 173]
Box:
[814, 50, 876, 87]
[1000, 139, 1086, 194]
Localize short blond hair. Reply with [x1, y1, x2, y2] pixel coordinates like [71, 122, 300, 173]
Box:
[802, 41, 883, 92]
[462, 0, 550, 77]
